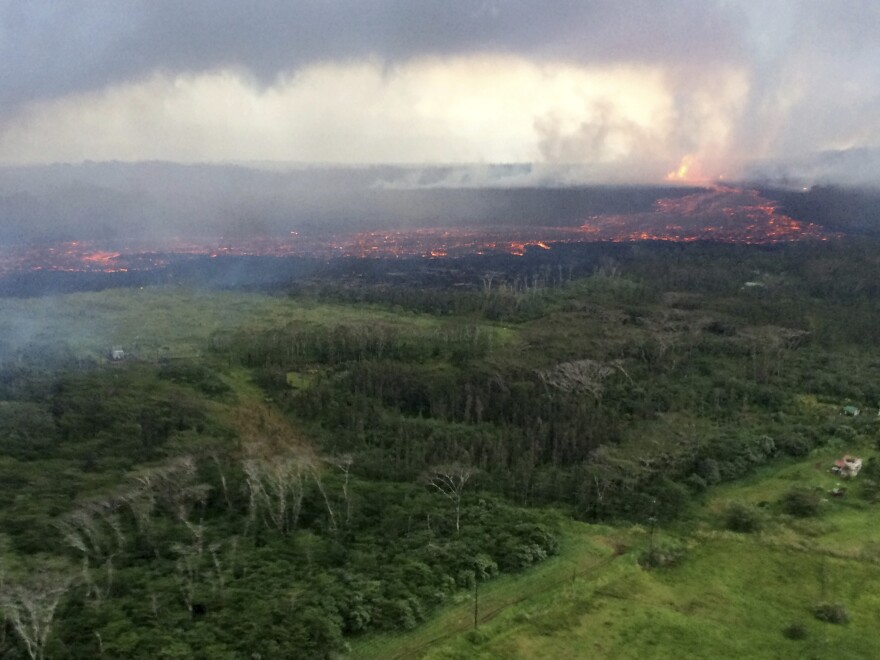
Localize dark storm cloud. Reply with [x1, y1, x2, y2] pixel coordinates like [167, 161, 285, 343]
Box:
[0, 0, 746, 108]
[1, 1, 879, 184]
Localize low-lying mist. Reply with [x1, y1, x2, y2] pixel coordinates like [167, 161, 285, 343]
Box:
[3, 160, 880, 251]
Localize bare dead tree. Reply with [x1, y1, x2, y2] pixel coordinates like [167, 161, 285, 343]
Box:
[129, 455, 201, 521]
[234, 404, 343, 535]
[310, 466, 338, 533]
[585, 447, 641, 518]
[55, 510, 102, 559]
[55, 456, 212, 605]
[423, 464, 478, 534]
[54, 496, 126, 602]
[120, 487, 154, 541]
[174, 483, 212, 537]
[242, 454, 307, 535]
[538, 359, 619, 401]
[481, 271, 500, 294]
[0, 568, 73, 660]
[210, 452, 234, 511]
[327, 454, 354, 528]
[171, 541, 200, 616]
[169, 515, 220, 616]
[208, 541, 226, 595]
[741, 325, 809, 383]
[594, 256, 620, 278]
[124, 456, 210, 548]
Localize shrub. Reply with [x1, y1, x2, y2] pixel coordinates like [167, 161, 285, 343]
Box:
[780, 488, 823, 517]
[775, 434, 812, 457]
[638, 538, 687, 569]
[465, 629, 489, 645]
[861, 457, 880, 480]
[723, 502, 763, 533]
[859, 478, 880, 503]
[158, 363, 231, 396]
[685, 473, 708, 492]
[782, 622, 808, 640]
[812, 602, 849, 625]
[695, 458, 721, 485]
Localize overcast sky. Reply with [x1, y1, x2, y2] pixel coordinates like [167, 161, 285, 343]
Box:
[1, 1, 878, 183]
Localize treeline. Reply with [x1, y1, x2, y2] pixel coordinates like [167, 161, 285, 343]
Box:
[212, 320, 494, 368]
[306, 240, 880, 342]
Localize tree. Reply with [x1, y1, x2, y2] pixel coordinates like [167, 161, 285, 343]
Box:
[242, 454, 307, 535]
[124, 455, 210, 555]
[423, 464, 477, 533]
[780, 487, 823, 517]
[55, 498, 124, 602]
[723, 502, 763, 533]
[0, 567, 74, 660]
[234, 404, 322, 535]
[327, 454, 354, 529]
[538, 359, 617, 401]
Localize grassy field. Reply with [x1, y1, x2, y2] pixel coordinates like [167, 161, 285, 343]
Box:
[0, 286, 511, 361]
[350, 517, 631, 660]
[358, 442, 880, 659]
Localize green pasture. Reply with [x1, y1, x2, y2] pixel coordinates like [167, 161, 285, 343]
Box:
[350, 517, 626, 660]
[0, 286, 511, 361]
[365, 445, 880, 659]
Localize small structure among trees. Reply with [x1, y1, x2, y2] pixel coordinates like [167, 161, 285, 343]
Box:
[832, 455, 863, 478]
[841, 405, 860, 416]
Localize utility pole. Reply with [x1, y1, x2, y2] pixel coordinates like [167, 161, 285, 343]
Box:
[473, 579, 479, 630]
[648, 497, 658, 557]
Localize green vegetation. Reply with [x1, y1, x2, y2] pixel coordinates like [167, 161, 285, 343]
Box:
[0, 287, 456, 363]
[2, 240, 880, 657]
[813, 602, 850, 625]
[0, 361, 559, 657]
[780, 486, 824, 517]
[375, 444, 880, 659]
[721, 502, 763, 533]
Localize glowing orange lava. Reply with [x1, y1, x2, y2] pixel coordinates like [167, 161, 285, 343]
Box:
[666, 154, 697, 182]
[581, 185, 831, 244]
[0, 186, 838, 276]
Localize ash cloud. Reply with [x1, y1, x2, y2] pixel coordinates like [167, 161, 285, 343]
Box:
[1, 2, 879, 185]
[744, 148, 880, 189]
[0, 1, 744, 108]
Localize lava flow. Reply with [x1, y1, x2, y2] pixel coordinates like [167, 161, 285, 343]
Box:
[0, 186, 837, 276]
[578, 185, 834, 244]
